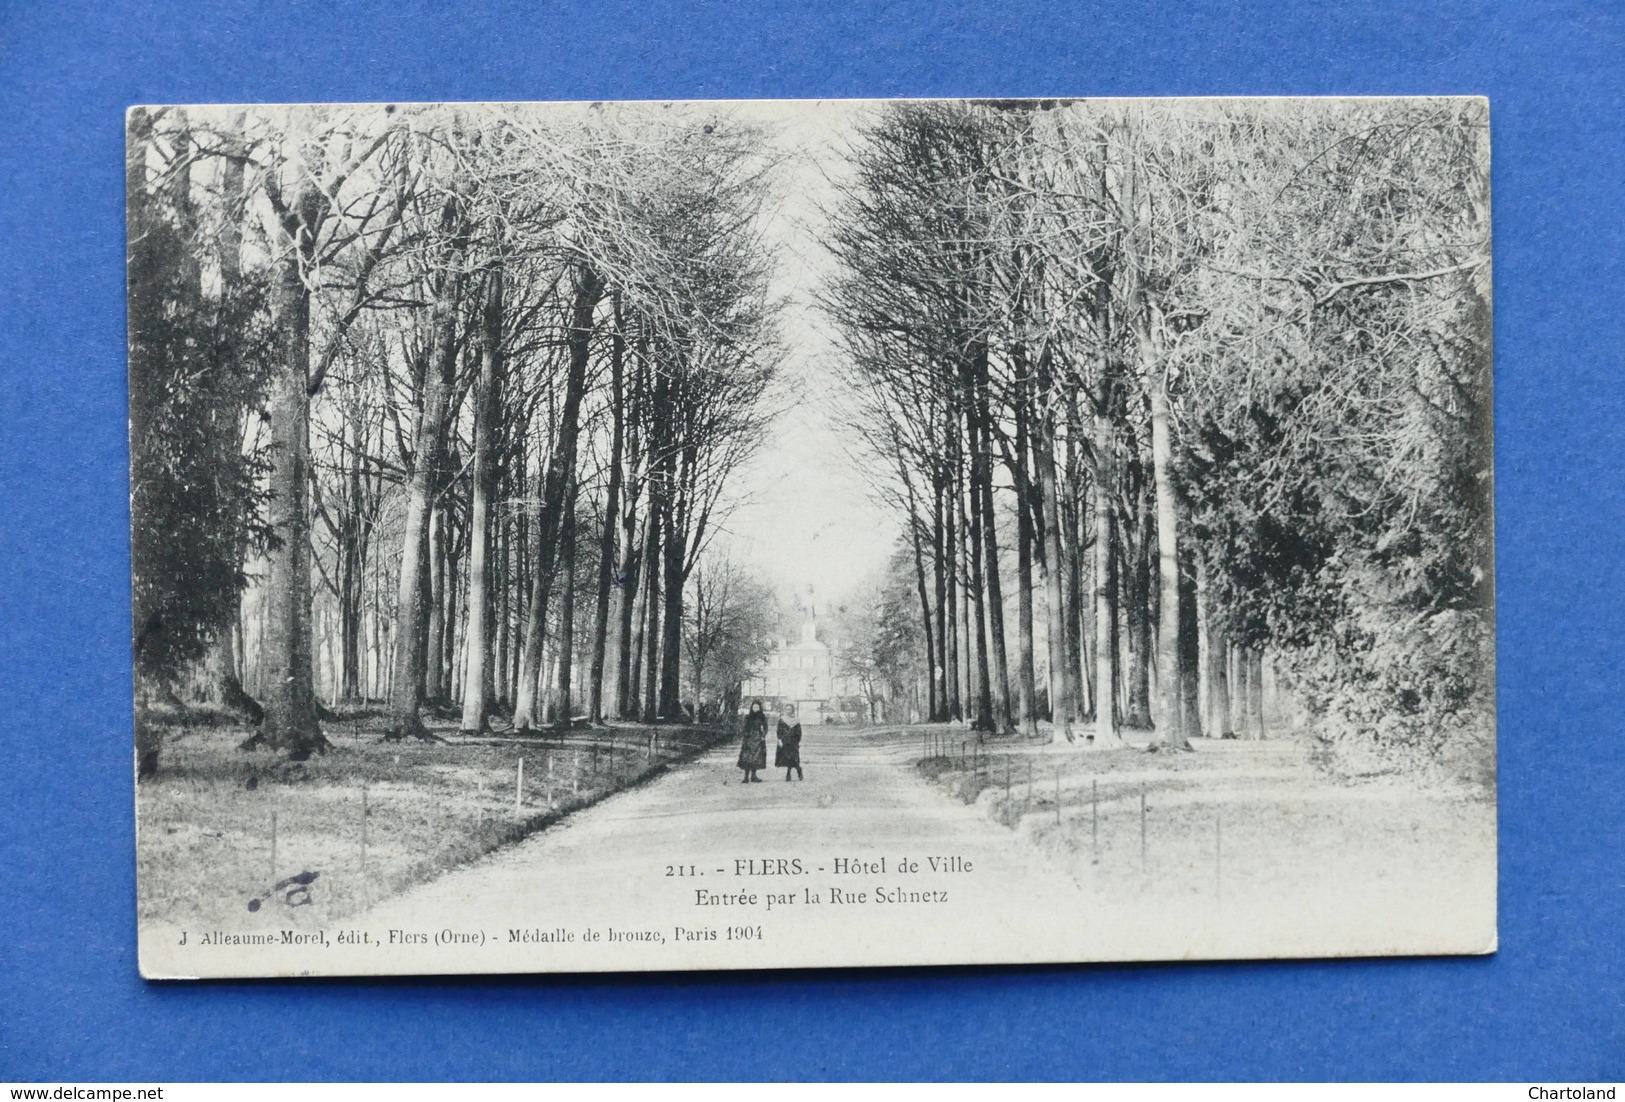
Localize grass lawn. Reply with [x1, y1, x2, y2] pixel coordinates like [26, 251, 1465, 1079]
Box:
[135, 707, 732, 932]
[915, 728, 1497, 957]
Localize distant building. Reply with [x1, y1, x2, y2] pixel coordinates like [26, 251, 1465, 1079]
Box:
[741, 601, 863, 721]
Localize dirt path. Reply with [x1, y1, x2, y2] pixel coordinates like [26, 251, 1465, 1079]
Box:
[347, 723, 1112, 974]
[170, 722, 1491, 976]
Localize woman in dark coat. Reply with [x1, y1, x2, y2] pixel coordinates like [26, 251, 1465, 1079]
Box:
[738, 700, 768, 783]
[775, 705, 804, 781]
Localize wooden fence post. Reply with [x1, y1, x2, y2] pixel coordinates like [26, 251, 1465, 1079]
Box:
[360, 787, 368, 904]
[1091, 779, 1099, 862]
[1140, 787, 1147, 867]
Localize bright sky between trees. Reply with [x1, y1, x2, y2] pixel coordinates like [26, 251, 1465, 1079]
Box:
[711, 100, 900, 610]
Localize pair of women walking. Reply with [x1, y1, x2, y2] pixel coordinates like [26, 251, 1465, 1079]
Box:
[738, 700, 804, 783]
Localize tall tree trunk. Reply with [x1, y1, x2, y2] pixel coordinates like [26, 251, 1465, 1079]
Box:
[388, 252, 459, 741]
[615, 512, 644, 719]
[691, 645, 707, 724]
[366, 565, 380, 701]
[1235, 644, 1253, 739]
[337, 414, 365, 705]
[1064, 464, 1092, 720]
[553, 477, 580, 726]
[1198, 587, 1211, 739]
[1228, 644, 1241, 738]
[1037, 414, 1073, 742]
[1088, 368, 1121, 745]
[974, 392, 1014, 736]
[1248, 648, 1266, 740]
[448, 519, 464, 703]
[658, 499, 685, 720]
[1178, 542, 1203, 740]
[909, 510, 938, 725]
[1210, 633, 1231, 739]
[931, 473, 951, 722]
[1066, 496, 1088, 720]
[201, 125, 265, 725]
[587, 293, 625, 723]
[1148, 370, 1185, 750]
[459, 266, 502, 733]
[963, 405, 993, 731]
[338, 558, 361, 704]
[495, 509, 511, 707]
[1091, 459, 1120, 747]
[1124, 475, 1154, 729]
[614, 324, 648, 719]
[1011, 392, 1039, 738]
[425, 504, 446, 703]
[941, 463, 962, 722]
[505, 482, 524, 709]
[892, 446, 938, 723]
[413, 515, 433, 700]
[447, 509, 464, 704]
[1197, 555, 1231, 739]
[513, 452, 552, 728]
[254, 176, 329, 757]
[513, 264, 604, 730]
[640, 502, 662, 723]
[212, 594, 264, 721]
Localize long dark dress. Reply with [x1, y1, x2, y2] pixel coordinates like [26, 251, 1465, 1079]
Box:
[774, 720, 803, 768]
[738, 711, 768, 771]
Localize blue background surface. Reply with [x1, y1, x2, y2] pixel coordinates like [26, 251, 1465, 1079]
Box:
[1, 0, 1621, 1081]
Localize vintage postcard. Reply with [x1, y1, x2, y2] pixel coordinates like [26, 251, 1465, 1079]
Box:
[129, 97, 1495, 978]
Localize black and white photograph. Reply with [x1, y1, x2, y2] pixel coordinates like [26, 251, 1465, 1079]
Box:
[128, 97, 1495, 979]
